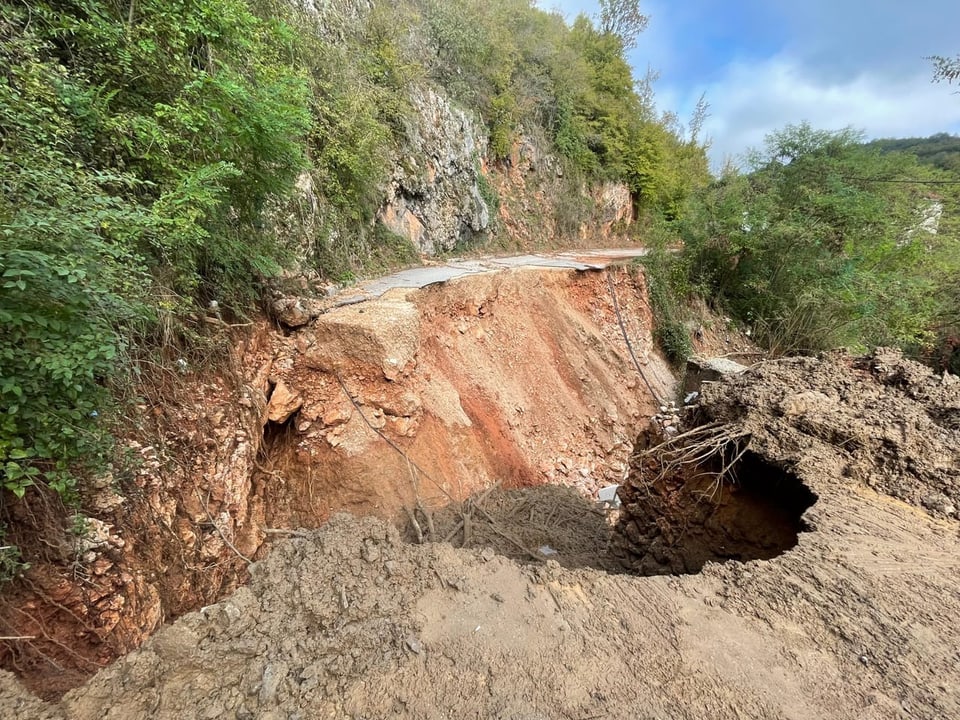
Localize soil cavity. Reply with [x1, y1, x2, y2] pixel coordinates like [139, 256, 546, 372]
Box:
[412, 450, 815, 577]
[611, 451, 817, 576]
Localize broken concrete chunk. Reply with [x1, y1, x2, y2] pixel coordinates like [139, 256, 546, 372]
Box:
[682, 356, 748, 395]
[598, 484, 621, 508]
[404, 635, 423, 654]
[258, 661, 289, 705]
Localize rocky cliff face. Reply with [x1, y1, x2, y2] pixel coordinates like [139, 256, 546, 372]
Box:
[277, 76, 634, 264]
[378, 90, 635, 257]
[380, 86, 491, 254]
[491, 130, 635, 250]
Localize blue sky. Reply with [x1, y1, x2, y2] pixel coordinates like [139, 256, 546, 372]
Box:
[539, 0, 960, 168]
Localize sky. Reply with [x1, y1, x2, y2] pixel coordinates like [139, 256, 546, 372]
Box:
[540, 0, 960, 169]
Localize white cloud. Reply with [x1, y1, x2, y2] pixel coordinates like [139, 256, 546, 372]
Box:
[535, 1, 960, 172]
[690, 58, 960, 170]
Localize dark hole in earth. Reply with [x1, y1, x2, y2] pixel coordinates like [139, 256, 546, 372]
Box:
[610, 450, 817, 576]
[411, 451, 816, 577]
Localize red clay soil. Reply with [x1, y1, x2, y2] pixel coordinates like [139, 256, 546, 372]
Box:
[3, 328, 960, 718]
[0, 263, 672, 698]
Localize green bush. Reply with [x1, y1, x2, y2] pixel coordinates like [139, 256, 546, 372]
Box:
[0, 0, 309, 501]
[677, 123, 960, 356]
[638, 249, 692, 366]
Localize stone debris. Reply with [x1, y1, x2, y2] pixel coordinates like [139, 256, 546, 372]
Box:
[597, 484, 621, 509]
[682, 356, 748, 396]
[266, 380, 303, 424]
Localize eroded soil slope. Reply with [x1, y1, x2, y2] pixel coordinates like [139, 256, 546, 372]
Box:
[259, 266, 675, 525]
[3, 350, 959, 719]
[0, 263, 673, 696]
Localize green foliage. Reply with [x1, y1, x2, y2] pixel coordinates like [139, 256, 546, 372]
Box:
[677, 122, 960, 356]
[596, 0, 649, 50]
[311, 220, 419, 285]
[867, 133, 960, 173]
[476, 166, 501, 216]
[291, 2, 415, 225]
[0, 0, 309, 503]
[25, 0, 312, 302]
[639, 247, 692, 365]
[0, 535, 29, 584]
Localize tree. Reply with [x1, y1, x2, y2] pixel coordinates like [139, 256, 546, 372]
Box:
[596, 0, 648, 50]
[677, 123, 959, 355]
[930, 54, 960, 83]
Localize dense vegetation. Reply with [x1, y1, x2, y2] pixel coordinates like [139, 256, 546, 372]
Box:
[649, 122, 960, 367]
[867, 133, 960, 173]
[0, 0, 706, 556]
[1, 0, 311, 508]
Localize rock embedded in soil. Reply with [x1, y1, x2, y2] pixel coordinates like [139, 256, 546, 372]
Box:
[266, 380, 303, 424]
[300, 295, 421, 380]
[682, 355, 748, 395]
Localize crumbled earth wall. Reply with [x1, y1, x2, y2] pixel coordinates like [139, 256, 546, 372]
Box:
[699, 349, 960, 518]
[0, 264, 672, 697]
[258, 267, 673, 528]
[3, 349, 960, 718]
[0, 325, 278, 696]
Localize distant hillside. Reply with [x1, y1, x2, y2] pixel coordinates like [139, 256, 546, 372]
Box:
[867, 133, 960, 172]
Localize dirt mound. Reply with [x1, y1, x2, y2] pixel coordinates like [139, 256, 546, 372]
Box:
[3, 350, 960, 718]
[700, 348, 960, 517]
[613, 348, 960, 575]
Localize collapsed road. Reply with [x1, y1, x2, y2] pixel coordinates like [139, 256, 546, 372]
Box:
[2, 252, 958, 719]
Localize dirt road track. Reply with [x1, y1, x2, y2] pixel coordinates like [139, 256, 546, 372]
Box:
[3, 484, 955, 719]
[331, 248, 651, 306]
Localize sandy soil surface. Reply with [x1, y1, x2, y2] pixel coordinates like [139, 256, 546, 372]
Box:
[3, 349, 958, 719]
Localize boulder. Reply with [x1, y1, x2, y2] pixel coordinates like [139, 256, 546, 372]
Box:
[301, 296, 420, 380]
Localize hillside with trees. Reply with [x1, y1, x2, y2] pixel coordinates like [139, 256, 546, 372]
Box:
[0, 0, 709, 514]
[867, 133, 960, 172]
[643, 120, 960, 371]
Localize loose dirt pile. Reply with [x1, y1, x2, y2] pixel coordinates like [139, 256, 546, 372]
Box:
[3, 348, 959, 719]
[611, 347, 960, 576]
[690, 348, 960, 518]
